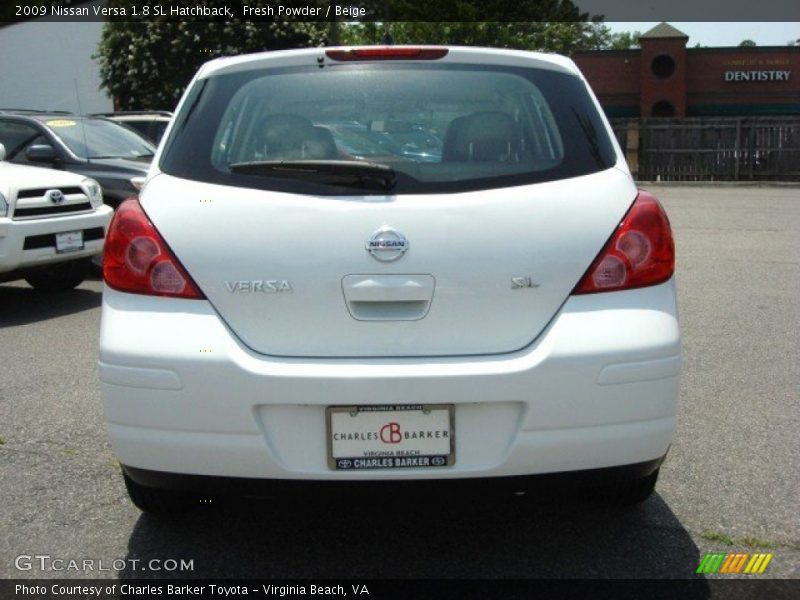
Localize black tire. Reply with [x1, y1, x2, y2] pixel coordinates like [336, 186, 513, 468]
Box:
[122, 472, 199, 515]
[597, 468, 659, 507]
[24, 258, 90, 292]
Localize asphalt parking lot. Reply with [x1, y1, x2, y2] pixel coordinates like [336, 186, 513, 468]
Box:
[0, 185, 798, 585]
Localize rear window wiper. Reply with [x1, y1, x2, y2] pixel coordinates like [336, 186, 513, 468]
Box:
[571, 108, 608, 169]
[229, 160, 396, 191]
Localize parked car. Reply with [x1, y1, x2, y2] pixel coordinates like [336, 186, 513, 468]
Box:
[100, 47, 680, 514]
[368, 119, 443, 162]
[0, 143, 112, 290]
[90, 111, 173, 144]
[0, 110, 154, 208]
[318, 122, 403, 160]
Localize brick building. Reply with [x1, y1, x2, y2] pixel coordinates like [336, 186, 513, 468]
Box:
[573, 23, 800, 118]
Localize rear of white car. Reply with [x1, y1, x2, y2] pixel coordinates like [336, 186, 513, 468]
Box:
[99, 47, 680, 513]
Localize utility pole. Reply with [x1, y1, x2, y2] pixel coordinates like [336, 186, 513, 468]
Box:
[382, 0, 393, 45]
[328, 2, 339, 46]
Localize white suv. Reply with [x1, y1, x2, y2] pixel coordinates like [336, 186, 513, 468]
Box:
[99, 47, 680, 513]
[1, 144, 112, 290]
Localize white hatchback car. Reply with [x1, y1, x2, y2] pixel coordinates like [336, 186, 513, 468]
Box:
[99, 47, 680, 514]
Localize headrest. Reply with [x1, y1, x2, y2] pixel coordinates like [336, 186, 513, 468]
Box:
[442, 111, 520, 162]
[304, 127, 338, 159]
[260, 115, 314, 148]
[254, 115, 339, 160]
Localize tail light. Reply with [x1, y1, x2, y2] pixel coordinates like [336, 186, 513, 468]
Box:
[573, 191, 674, 294]
[103, 198, 204, 299]
[325, 47, 448, 61]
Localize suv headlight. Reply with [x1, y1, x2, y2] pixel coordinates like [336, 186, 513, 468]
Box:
[0, 192, 7, 217]
[82, 179, 103, 207]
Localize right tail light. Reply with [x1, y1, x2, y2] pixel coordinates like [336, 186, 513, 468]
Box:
[573, 190, 675, 294]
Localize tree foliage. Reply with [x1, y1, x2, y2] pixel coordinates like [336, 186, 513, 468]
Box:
[607, 30, 641, 50]
[376, 0, 586, 22]
[94, 0, 640, 110]
[95, 2, 326, 110]
[339, 22, 639, 54]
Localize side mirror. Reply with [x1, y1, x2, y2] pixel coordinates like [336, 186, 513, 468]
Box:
[0, 143, 5, 161]
[25, 144, 58, 164]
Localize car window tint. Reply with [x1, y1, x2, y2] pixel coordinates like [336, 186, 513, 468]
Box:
[162, 63, 616, 195]
[152, 121, 169, 143]
[0, 120, 47, 163]
[125, 121, 151, 138]
[47, 119, 155, 159]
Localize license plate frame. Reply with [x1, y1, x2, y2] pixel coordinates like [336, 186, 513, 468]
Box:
[55, 230, 84, 253]
[326, 404, 455, 471]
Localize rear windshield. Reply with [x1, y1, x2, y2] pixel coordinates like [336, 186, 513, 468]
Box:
[160, 62, 616, 195]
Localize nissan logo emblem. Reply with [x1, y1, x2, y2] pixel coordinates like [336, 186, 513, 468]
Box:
[366, 227, 409, 262]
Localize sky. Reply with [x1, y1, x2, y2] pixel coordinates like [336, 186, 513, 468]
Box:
[606, 22, 800, 47]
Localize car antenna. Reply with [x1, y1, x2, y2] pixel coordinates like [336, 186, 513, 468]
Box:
[73, 78, 91, 164]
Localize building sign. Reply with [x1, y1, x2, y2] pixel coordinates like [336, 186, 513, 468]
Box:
[724, 70, 791, 82]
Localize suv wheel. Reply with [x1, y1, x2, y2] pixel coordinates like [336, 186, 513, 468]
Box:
[24, 258, 90, 292]
[122, 472, 199, 515]
[597, 469, 659, 507]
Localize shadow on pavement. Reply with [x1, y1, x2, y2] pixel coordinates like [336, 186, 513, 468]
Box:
[121, 491, 710, 590]
[0, 284, 101, 328]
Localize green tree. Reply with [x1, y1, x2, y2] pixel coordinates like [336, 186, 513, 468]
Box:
[608, 30, 641, 50]
[339, 21, 639, 54]
[337, 0, 596, 52]
[95, 1, 326, 110]
[739, 39, 757, 47]
[369, 0, 587, 22]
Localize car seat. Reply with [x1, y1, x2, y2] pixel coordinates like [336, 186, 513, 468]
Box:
[442, 111, 521, 162]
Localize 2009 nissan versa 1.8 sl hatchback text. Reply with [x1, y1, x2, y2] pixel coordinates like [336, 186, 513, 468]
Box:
[99, 46, 680, 514]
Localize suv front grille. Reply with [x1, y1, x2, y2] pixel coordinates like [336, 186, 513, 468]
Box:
[16, 186, 84, 199]
[12, 187, 93, 220]
[13, 202, 93, 218]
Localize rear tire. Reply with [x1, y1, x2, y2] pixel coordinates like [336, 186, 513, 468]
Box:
[25, 258, 90, 292]
[122, 472, 199, 515]
[597, 468, 659, 507]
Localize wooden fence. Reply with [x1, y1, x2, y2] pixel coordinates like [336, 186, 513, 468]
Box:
[610, 117, 800, 182]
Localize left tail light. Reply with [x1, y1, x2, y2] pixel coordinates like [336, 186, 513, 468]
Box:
[103, 197, 205, 299]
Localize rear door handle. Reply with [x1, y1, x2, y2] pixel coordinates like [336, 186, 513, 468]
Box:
[342, 274, 435, 302]
[342, 274, 435, 321]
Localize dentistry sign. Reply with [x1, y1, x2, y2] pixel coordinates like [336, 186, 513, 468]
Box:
[724, 70, 791, 81]
[722, 57, 792, 82]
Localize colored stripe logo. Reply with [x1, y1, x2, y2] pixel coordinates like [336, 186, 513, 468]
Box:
[697, 552, 773, 574]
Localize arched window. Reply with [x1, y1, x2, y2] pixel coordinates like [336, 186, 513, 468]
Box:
[651, 101, 676, 117]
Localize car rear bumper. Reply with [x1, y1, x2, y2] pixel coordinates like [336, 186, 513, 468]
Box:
[100, 279, 681, 482]
[123, 455, 667, 496]
[0, 206, 112, 275]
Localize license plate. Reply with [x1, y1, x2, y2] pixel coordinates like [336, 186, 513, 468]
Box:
[327, 404, 454, 470]
[55, 230, 83, 253]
